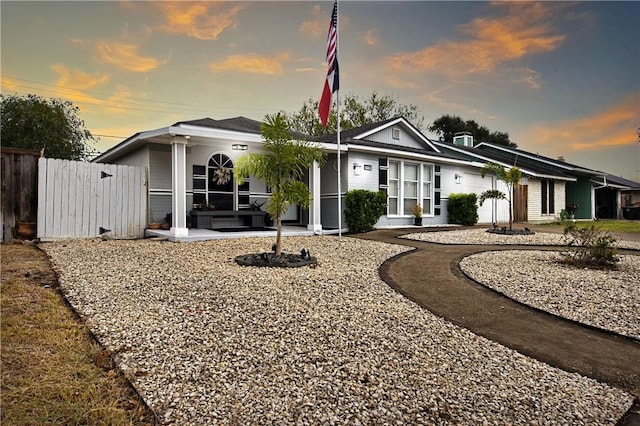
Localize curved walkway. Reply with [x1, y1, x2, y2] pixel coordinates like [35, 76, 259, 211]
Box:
[354, 228, 640, 418]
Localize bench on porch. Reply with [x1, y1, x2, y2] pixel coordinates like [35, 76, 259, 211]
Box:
[191, 210, 269, 229]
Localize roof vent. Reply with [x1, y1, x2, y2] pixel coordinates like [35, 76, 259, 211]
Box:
[557, 156, 566, 162]
[453, 131, 473, 147]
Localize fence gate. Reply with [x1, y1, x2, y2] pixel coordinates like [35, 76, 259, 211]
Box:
[38, 158, 148, 240]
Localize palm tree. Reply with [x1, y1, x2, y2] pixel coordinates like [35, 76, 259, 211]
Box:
[235, 113, 326, 256]
[479, 162, 522, 231]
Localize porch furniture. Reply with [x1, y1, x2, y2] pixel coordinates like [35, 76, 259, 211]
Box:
[191, 210, 268, 229]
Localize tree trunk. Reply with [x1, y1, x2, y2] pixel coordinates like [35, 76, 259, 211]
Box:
[508, 187, 513, 230]
[275, 215, 283, 256]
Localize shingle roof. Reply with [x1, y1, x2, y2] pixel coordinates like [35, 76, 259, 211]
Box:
[174, 117, 263, 134]
[434, 141, 576, 180]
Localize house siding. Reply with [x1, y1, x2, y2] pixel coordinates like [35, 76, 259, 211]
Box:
[346, 152, 382, 192]
[112, 146, 149, 169]
[368, 126, 430, 150]
[566, 177, 592, 219]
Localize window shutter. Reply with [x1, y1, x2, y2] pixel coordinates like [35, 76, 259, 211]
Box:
[193, 165, 206, 205]
[549, 180, 555, 214]
[379, 158, 388, 190]
[434, 165, 441, 216]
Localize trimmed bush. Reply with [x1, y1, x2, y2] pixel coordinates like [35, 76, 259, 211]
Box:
[448, 193, 479, 226]
[344, 189, 387, 233]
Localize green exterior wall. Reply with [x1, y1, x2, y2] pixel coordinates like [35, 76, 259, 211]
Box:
[566, 177, 592, 219]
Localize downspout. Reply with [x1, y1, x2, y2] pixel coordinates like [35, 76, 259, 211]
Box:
[592, 174, 608, 220]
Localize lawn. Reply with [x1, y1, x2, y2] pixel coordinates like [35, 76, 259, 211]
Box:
[0, 244, 156, 426]
[542, 219, 640, 234]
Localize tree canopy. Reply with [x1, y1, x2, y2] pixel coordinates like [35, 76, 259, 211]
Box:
[282, 92, 425, 136]
[0, 94, 95, 160]
[235, 113, 326, 255]
[429, 114, 517, 148]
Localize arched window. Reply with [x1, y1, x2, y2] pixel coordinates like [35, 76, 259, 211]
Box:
[207, 154, 234, 210]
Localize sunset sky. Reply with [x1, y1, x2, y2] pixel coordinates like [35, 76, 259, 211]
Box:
[2, 1, 639, 180]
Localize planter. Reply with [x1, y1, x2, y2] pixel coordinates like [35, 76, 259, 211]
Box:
[414, 217, 423, 226]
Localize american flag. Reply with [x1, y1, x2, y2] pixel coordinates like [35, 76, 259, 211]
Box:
[319, 1, 339, 127]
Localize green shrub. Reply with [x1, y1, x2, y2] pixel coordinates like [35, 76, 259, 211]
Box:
[448, 193, 479, 226]
[561, 222, 620, 269]
[344, 190, 387, 233]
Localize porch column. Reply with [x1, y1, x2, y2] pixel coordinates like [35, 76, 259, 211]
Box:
[307, 160, 322, 233]
[171, 136, 189, 237]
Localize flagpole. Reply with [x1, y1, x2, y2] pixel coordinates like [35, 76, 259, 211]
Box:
[336, 0, 342, 239]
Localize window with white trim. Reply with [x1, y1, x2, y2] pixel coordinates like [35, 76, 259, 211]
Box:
[388, 161, 399, 215]
[422, 164, 433, 213]
[403, 163, 419, 214]
[386, 159, 434, 216]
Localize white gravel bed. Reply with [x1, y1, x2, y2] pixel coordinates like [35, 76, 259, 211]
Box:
[42, 236, 633, 425]
[403, 228, 640, 249]
[460, 250, 640, 340]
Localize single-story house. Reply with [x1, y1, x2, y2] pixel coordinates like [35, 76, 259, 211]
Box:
[433, 135, 640, 221]
[93, 116, 511, 240]
[94, 116, 639, 240]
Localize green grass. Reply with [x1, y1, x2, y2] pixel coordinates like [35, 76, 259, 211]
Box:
[1, 244, 156, 426]
[540, 219, 640, 233]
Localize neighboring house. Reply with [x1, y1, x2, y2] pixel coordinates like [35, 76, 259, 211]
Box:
[474, 143, 640, 221]
[434, 135, 640, 221]
[93, 116, 510, 239]
[434, 138, 572, 223]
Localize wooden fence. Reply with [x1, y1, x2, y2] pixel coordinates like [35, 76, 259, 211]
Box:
[37, 158, 148, 240]
[1, 148, 41, 242]
[513, 184, 528, 222]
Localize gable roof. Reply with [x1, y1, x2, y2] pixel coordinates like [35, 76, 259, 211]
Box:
[316, 116, 441, 153]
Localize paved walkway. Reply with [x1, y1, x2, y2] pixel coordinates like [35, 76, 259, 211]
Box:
[354, 227, 640, 423]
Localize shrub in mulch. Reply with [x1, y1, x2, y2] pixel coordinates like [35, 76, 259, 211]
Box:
[486, 226, 535, 236]
[235, 250, 317, 268]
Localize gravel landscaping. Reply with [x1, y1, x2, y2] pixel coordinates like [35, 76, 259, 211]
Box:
[460, 250, 640, 340]
[402, 228, 640, 250]
[41, 236, 633, 425]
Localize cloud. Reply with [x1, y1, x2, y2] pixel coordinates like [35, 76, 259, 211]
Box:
[529, 92, 640, 152]
[50, 64, 109, 90]
[210, 53, 291, 75]
[514, 67, 542, 91]
[299, 5, 325, 39]
[0, 76, 23, 92]
[155, 2, 244, 40]
[362, 29, 378, 47]
[94, 40, 165, 73]
[383, 2, 565, 81]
